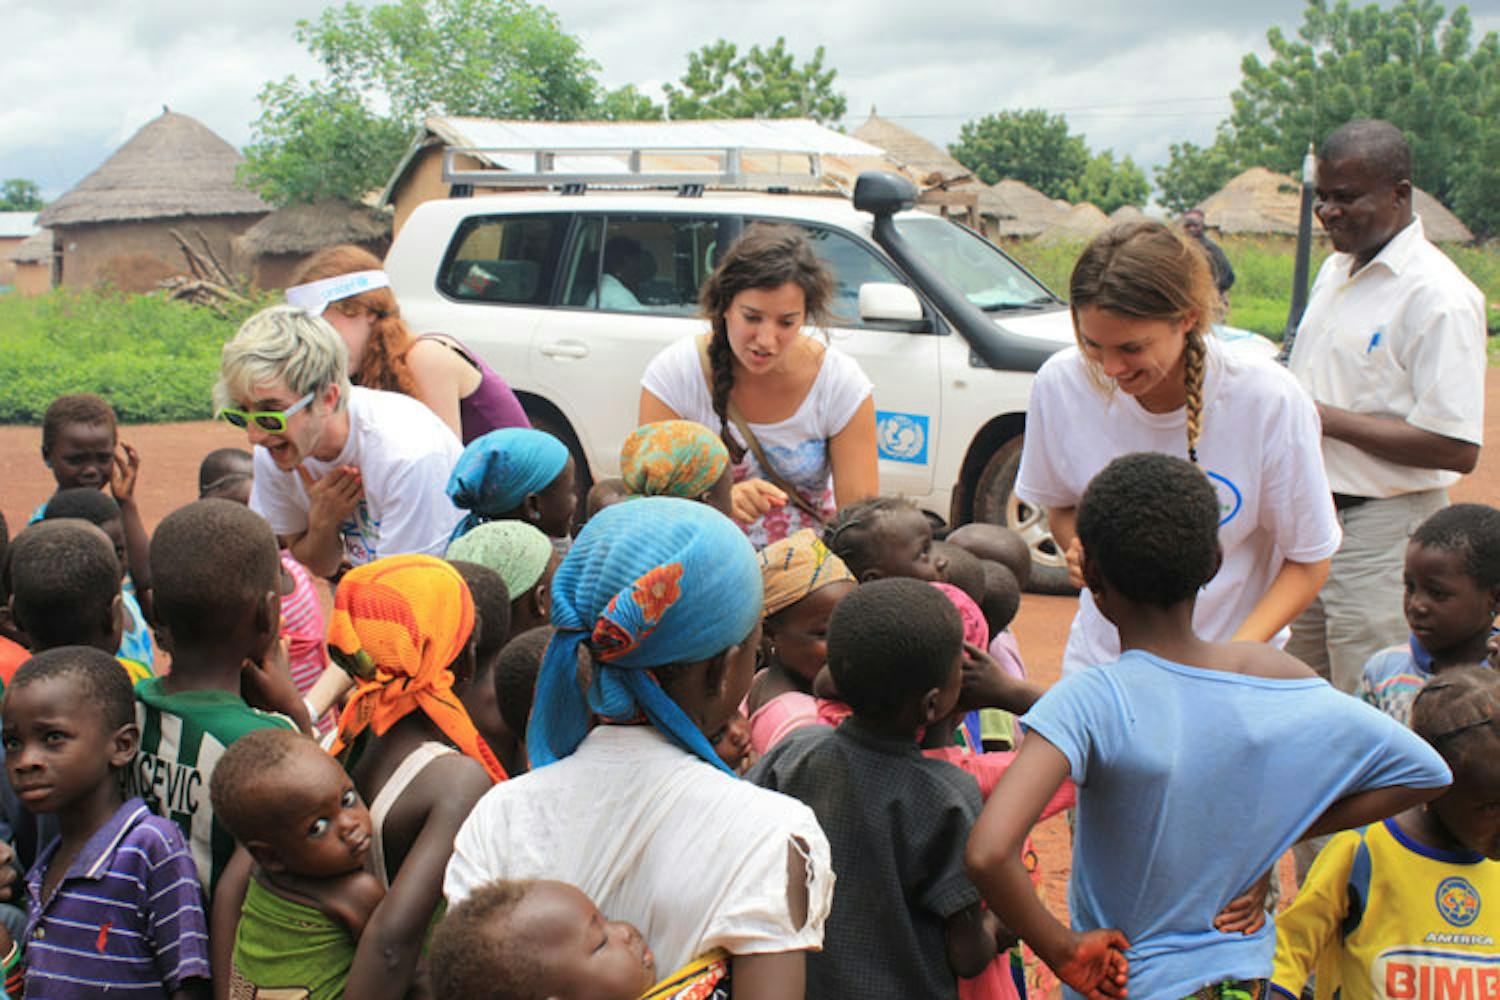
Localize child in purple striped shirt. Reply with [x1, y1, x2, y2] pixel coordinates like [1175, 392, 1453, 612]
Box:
[2, 647, 210, 999]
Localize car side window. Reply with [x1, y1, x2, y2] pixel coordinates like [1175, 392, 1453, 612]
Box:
[439, 214, 570, 305]
[562, 215, 724, 315]
[769, 221, 910, 329]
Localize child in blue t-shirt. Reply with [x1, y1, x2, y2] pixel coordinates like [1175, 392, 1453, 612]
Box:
[1359, 503, 1500, 726]
[965, 453, 1453, 1000]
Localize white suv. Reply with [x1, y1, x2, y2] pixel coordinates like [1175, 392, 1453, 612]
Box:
[387, 171, 1109, 591]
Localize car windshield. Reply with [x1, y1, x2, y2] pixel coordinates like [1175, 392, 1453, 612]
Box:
[893, 216, 1057, 310]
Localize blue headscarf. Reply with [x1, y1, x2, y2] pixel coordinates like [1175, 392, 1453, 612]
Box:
[447, 428, 570, 544]
[527, 497, 761, 774]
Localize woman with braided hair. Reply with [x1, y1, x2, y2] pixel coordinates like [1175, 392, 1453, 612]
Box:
[639, 224, 878, 548]
[1017, 220, 1340, 674]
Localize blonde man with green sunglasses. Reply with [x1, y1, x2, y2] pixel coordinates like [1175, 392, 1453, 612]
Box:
[214, 305, 464, 579]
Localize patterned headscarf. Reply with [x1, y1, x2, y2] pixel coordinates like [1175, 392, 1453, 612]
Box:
[528, 497, 761, 774]
[759, 529, 856, 619]
[447, 428, 570, 544]
[327, 555, 507, 782]
[619, 421, 730, 500]
[445, 521, 554, 601]
[932, 581, 988, 649]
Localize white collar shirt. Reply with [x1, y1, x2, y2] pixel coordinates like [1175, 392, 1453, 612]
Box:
[1288, 217, 1485, 497]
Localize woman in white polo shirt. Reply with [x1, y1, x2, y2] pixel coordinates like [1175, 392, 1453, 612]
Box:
[1017, 221, 1341, 674]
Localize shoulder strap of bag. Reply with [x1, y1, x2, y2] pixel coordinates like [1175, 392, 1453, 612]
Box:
[696, 335, 827, 525]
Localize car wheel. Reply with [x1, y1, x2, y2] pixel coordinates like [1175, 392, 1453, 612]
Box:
[522, 406, 593, 534]
[971, 434, 1076, 595]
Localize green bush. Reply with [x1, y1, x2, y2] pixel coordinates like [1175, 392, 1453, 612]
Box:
[0, 288, 271, 423]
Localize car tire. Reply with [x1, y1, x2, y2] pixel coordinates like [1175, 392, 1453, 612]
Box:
[971, 434, 1077, 595]
[522, 405, 593, 534]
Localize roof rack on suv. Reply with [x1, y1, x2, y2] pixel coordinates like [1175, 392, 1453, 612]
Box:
[442, 145, 827, 196]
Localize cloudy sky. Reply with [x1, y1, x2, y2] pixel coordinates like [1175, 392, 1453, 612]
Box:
[5, 0, 1497, 199]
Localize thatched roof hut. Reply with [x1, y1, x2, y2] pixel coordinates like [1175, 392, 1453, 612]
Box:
[1201, 167, 1473, 242]
[1109, 204, 1149, 225]
[8, 228, 54, 296]
[853, 113, 971, 183]
[36, 109, 269, 290]
[8, 228, 52, 264]
[978, 179, 1068, 238]
[237, 200, 392, 290]
[1198, 168, 1303, 236]
[39, 111, 268, 227]
[1411, 188, 1474, 243]
[1039, 202, 1111, 243]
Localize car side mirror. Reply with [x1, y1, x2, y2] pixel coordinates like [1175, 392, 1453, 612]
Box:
[859, 282, 925, 325]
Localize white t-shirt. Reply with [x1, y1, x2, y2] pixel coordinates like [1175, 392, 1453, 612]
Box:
[1288, 217, 1486, 497]
[590, 272, 644, 311]
[250, 386, 464, 565]
[641, 333, 873, 548]
[1017, 340, 1342, 674]
[444, 726, 833, 974]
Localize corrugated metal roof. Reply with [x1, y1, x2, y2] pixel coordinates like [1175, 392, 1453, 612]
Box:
[0, 212, 39, 239]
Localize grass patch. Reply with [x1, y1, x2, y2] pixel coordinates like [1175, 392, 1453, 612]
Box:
[1006, 234, 1500, 344]
[0, 288, 272, 423]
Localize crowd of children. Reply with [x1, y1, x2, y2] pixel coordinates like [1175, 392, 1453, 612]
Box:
[0, 213, 1493, 1000]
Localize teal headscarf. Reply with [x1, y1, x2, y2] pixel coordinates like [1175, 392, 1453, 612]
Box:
[527, 497, 761, 774]
[447, 428, 570, 544]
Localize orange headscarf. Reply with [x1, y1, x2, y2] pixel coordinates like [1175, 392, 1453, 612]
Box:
[326, 554, 507, 782]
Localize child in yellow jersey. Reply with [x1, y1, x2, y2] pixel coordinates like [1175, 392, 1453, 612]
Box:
[1272, 666, 1500, 999]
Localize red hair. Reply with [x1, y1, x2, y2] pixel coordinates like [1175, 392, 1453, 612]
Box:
[293, 245, 419, 397]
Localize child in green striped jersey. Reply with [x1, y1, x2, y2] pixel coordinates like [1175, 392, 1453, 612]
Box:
[126, 500, 311, 907]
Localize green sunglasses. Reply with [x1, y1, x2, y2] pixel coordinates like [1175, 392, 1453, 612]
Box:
[218, 391, 315, 433]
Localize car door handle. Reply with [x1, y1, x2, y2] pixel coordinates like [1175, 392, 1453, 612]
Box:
[539, 340, 589, 359]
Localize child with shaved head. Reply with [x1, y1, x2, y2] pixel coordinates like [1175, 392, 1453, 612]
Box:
[127, 500, 310, 900]
[212, 728, 382, 999]
[4, 647, 210, 998]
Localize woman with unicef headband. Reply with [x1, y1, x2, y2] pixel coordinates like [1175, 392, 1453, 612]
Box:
[1015, 220, 1340, 676]
[444, 498, 833, 995]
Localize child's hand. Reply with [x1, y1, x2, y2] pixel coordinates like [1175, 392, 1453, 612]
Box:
[110, 441, 141, 503]
[1066, 536, 1085, 590]
[1213, 870, 1271, 935]
[0, 840, 18, 903]
[960, 641, 1008, 711]
[1054, 928, 1130, 1000]
[730, 478, 787, 524]
[243, 638, 312, 732]
[300, 465, 364, 527]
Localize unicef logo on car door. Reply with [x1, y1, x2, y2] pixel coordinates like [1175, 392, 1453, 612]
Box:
[876, 411, 928, 464]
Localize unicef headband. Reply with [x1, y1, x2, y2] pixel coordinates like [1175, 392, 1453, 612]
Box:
[285, 270, 390, 315]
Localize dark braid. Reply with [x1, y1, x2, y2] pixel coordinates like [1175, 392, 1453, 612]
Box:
[707, 329, 743, 461]
[698, 224, 835, 461]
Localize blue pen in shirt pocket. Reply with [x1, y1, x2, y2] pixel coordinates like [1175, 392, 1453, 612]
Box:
[1366, 329, 1383, 354]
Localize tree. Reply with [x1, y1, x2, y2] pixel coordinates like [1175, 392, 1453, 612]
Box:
[1154, 138, 1242, 215]
[242, 0, 604, 205]
[948, 109, 1147, 210]
[0, 179, 43, 211]
[662, 38, 847, 124]
[1068, 152, 1150, 214]
[1157, 0, 1500, 235]
[949, 110, 1087, 198]
[595, 84, 664, 122]
[240, 80, 412, 207]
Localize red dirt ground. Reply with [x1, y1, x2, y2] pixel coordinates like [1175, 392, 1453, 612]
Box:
[3, 369, 1498, 997]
